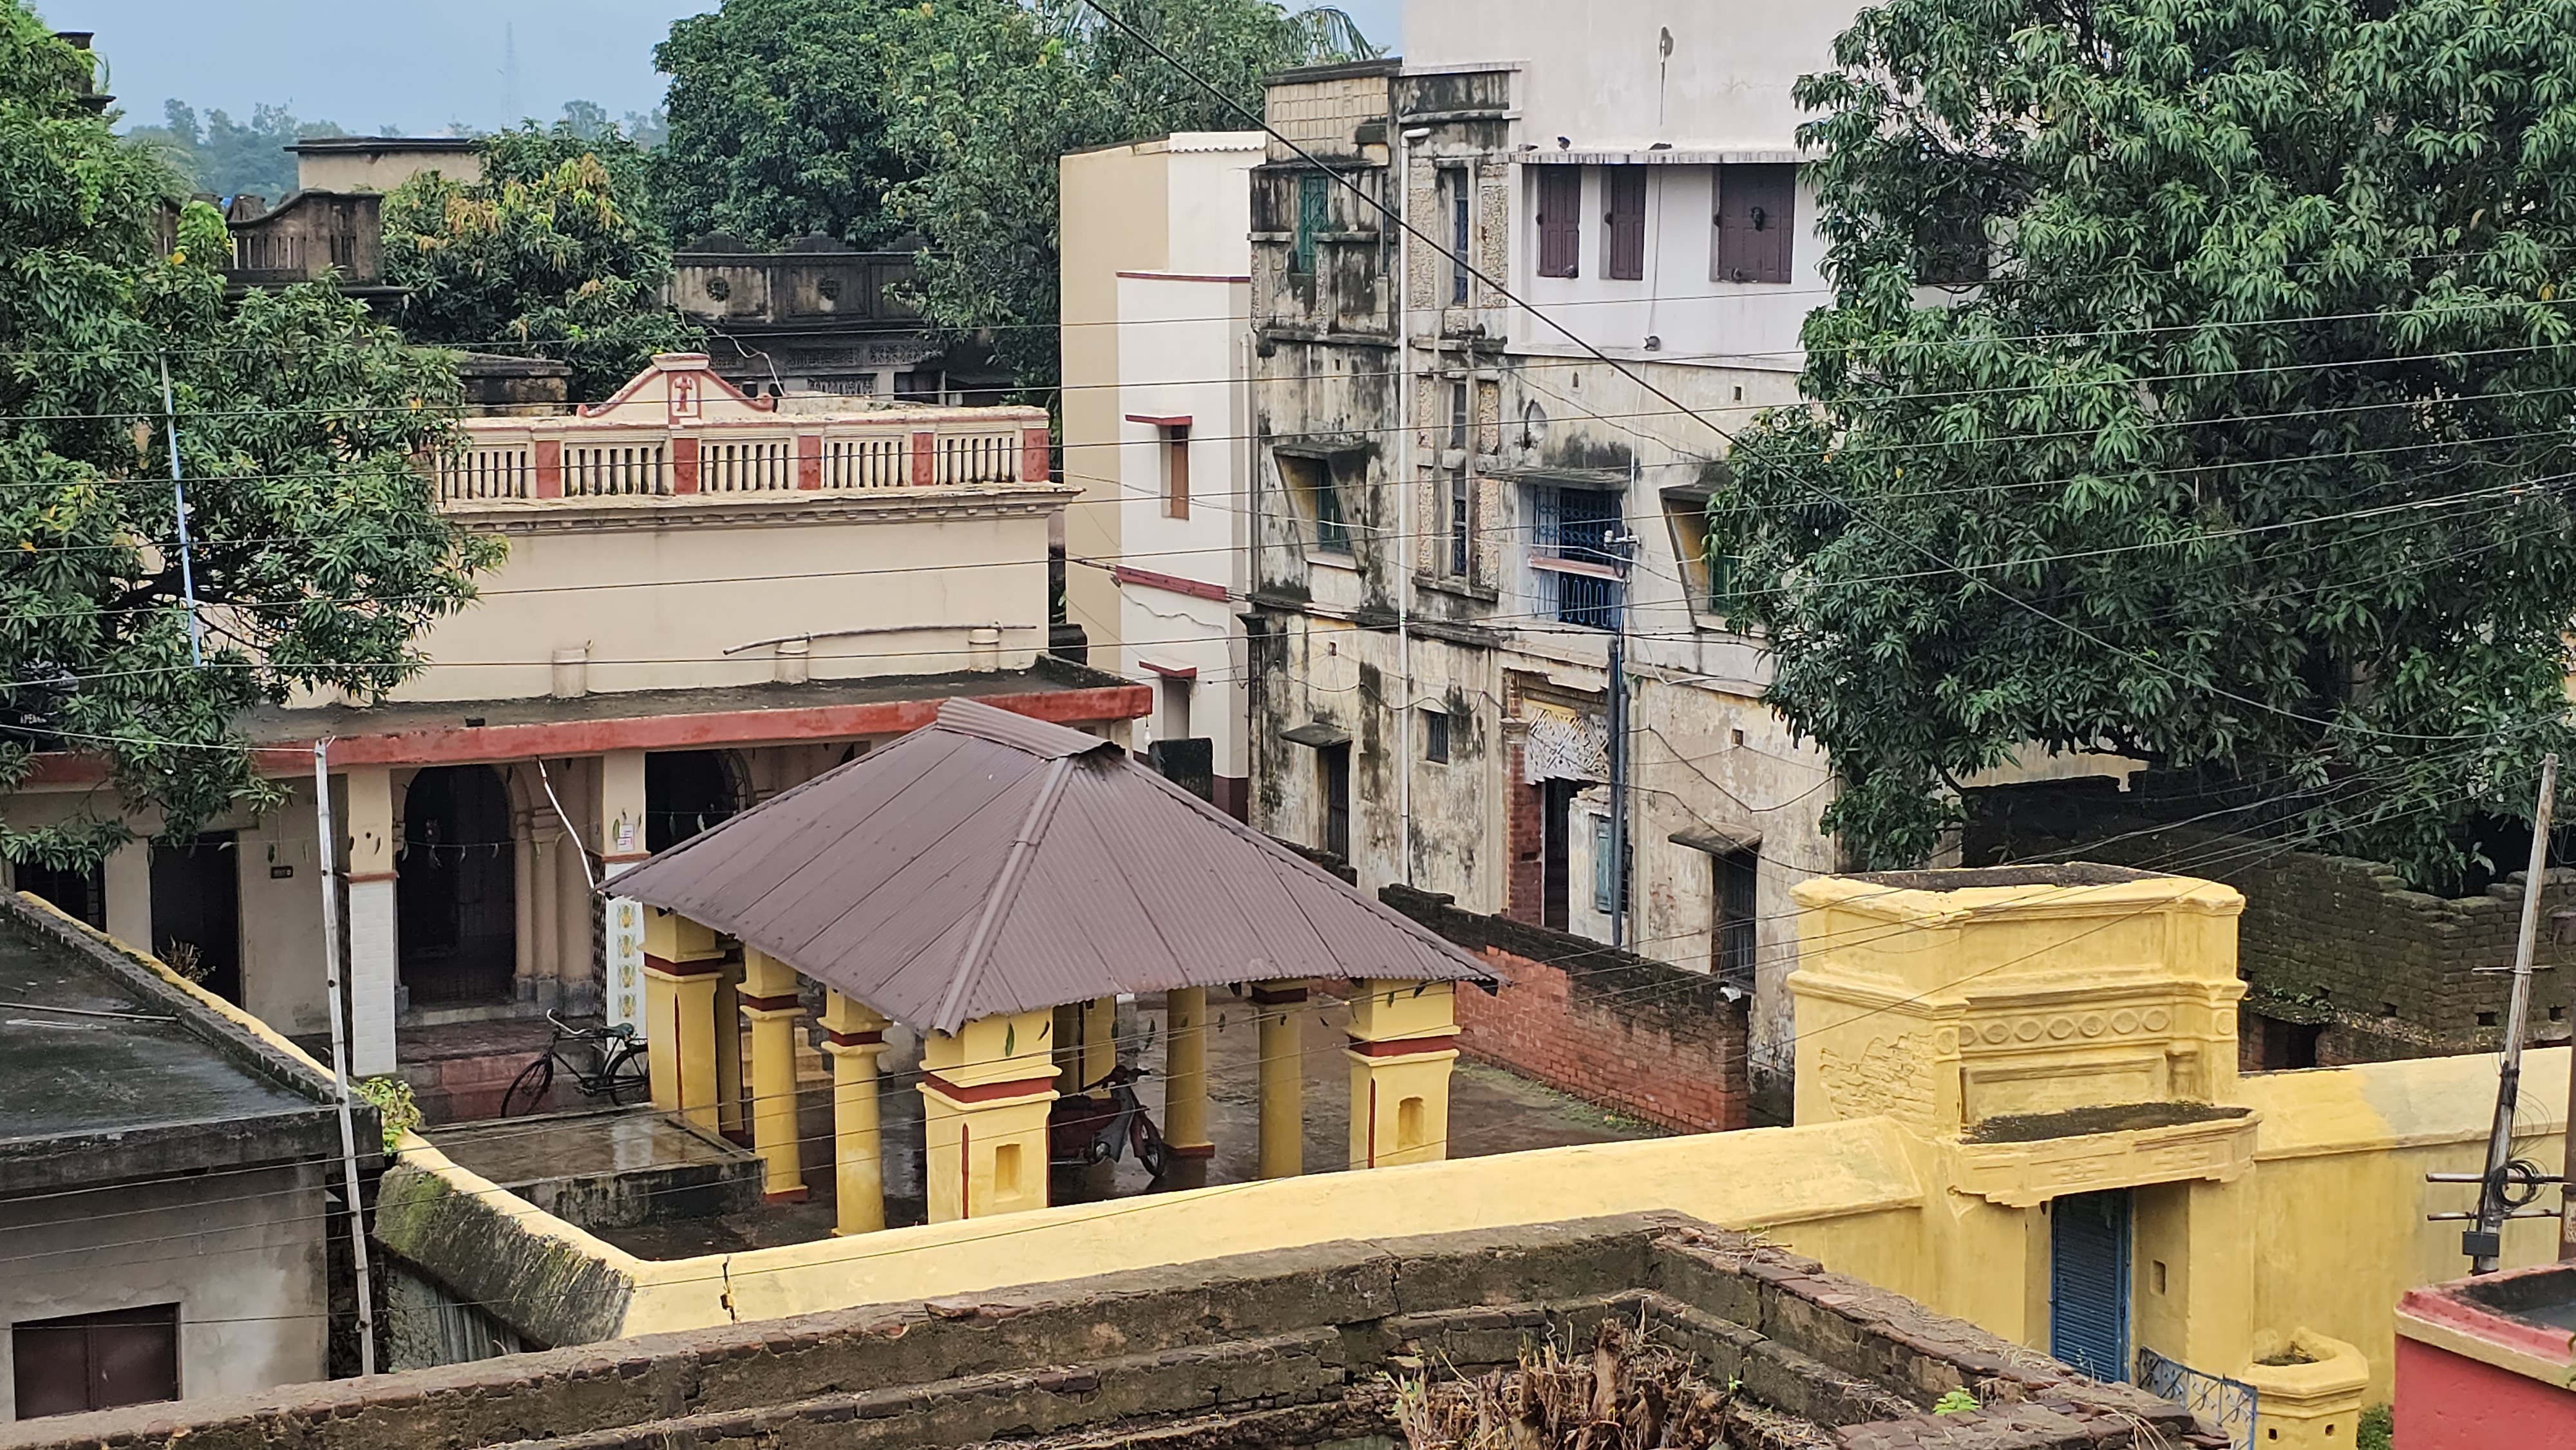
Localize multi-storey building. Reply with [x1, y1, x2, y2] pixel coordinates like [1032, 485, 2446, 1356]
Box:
[1059, 132, 1267, 816]
[1243, 3, 1862, 1111]
[1, 354, 1142, 1090]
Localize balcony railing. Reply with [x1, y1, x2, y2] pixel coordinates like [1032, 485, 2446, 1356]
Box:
[435, 420, 1048, 505]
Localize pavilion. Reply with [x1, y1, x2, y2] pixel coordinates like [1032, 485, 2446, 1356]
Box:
[604, 697, 1501, 1230]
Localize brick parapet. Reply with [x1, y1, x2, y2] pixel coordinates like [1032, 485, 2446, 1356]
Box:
[1381, 884, 1750, 1133]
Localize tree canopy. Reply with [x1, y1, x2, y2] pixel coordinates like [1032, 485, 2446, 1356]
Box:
[0, 12, 496, 867]
[654, 0, 1375, 391]
[1723, 0, 2576, 889]
[381, 122, 701, 400]
[123, 99, 344, 202]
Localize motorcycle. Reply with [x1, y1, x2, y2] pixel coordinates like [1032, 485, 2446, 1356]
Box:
[1046, 1062, 1173, 1180]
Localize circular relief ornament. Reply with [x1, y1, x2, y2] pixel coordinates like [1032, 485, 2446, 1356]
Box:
[2080, 1015, 2107, 1038]
[2111, 1009, 2141, 1035]
[2014, 1019, 2043, 1042]
[2047, 1016, 2077, 1040]
[1981, 1022, 2012, 1045]
[2142, 1008, 2173, 1033]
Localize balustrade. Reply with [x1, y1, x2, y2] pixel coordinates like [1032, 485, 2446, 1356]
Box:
[435, 420, 1043, 504]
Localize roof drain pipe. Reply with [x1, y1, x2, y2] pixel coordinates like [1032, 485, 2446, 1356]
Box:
[312, 739, 378, 1375]
[1396, 115, 1427, 889]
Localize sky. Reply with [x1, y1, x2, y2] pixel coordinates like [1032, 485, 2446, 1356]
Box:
[54, 0, 1405, 138]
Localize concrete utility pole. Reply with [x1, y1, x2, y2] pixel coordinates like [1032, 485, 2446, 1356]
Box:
[2470, 752, 2557, 1272]
[312, 741, 377, 1372]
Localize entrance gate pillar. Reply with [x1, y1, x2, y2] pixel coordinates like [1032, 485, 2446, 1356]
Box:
[920, 1007, 1057, 1221]
[1345, 979, 1459, 1169]
[642, 907, 726, 1131]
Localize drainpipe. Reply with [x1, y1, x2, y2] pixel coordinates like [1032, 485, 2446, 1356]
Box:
[1396, 115, 1426, 887]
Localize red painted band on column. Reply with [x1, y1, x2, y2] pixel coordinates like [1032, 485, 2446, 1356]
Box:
[1347, 1033, 1459, 1059]
[922, 1070, 1057, 1103]
[643, 954, 726, 978]
[824, 1028, 886, 1047]
[737, 993, 801, 1013]
[1250, 986, 1309, 1006]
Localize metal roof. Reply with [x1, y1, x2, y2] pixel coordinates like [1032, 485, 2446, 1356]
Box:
[607, 699, 1499, 1033]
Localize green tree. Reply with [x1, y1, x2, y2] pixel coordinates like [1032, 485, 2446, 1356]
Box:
[380, 122, 701, 400]
[123, 99, 345, 201]
[0, 13, 497, 869]
[654, 0, 1376, 391]
[1723, 0, 2576, 889]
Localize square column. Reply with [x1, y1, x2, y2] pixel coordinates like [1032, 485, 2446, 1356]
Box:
[1345, 979, 1459, 1170]
[1253, 979, 1308, 1179]
[642, 907, 726, 1131]
[739, 948, 806, 1201]
[597, 750, 650, 1033]
[919, 1008, 1057, 1222]
[1162, 986, 1213, 1160]
[820, 991, 891, 1236]
[1080, 995, 1117, 1093]
[343, 764, 399, 1077]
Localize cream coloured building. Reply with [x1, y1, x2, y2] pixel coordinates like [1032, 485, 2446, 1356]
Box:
[1059, 133, 1267, 816]
[0, 355, 1144, 1084]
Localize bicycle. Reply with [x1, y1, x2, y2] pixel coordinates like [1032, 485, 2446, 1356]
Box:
[499, 1010, 650, 1115]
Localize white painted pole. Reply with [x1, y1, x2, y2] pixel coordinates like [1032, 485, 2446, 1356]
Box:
[2473, 751, 2557, 1273]
[313, 740, 377, 1373]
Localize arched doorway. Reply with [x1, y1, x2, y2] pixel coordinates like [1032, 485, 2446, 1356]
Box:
[398, 766, 517, 1006]
[647, 750, 743, 852]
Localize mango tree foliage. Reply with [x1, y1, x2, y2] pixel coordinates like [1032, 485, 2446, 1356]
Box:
[0, 13, 497, 867]
[1723, 0, 2576, 889]
[654, 0, 1376, 391]
[382, 124, 701, 402]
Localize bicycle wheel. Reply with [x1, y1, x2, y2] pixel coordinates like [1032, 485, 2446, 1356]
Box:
[602, 1041, 650, 1106]
[500, 1054, 556, 1116]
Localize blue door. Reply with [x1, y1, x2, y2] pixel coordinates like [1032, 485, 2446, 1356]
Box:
[2049, 1189, 2132, 1381]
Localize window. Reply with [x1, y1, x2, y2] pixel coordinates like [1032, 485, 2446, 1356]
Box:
[1449, 170, 1472, 304]
[1533, 485, 1625, 628]
[10, 860, 105, 929]
[1715, 847, 1757, 992]
[1423, 708, 1451, 764]
[1714, 164, 1795, 285]
[1447, 381, 1473, 576]
[1662, 488, 1745, 626]
[1592, 813, 1616, 914]
[1541, 778, 1578, 931]
[12, 1305, 180, 1418]
[1604, 167, 1647, 281]
[1536, 167, 1582, 278]
[1320, 742, 1352, 860]
[1160, 423, 1190, 520]
[1278, 453, 1352, 556]
[1294, 172, 1330, 275]
[1159, 675, 1193, 741]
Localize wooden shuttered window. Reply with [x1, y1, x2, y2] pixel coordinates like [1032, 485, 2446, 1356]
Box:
[1714, 164, 1795, 285]
[1535, 167, 1582, 278]
[1603, 167, 1647, 281]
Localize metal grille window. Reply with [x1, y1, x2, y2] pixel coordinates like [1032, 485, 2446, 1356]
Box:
[1532, 485, 1624, 628]
[1450, 171, 1472, 304]
[1295, 172, 1329, 276]
[1162, 424, 1190, 520]
[1423, 708, 1451, 764]
[1604, 167, 1647, 281]
[1716, 847, 1757, 992]
[1448, 382, 1472, 576]
[1536, 167, 1582, 278]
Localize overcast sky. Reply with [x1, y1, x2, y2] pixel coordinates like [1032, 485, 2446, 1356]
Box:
[53, 0, 1404, 137]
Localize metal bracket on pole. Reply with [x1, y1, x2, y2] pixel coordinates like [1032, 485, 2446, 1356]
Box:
[159, 353, 205, 667]
[312, 740, 377, 1374]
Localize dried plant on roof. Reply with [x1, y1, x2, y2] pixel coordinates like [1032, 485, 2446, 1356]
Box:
[1391, 1318, 1732, 1450]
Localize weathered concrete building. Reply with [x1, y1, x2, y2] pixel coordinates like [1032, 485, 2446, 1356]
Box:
[0, 890, 375, 1420]
[667, 234, 956, 402]
[1243, 3, 1864, 1112]
[1059, 132, 1266, 815]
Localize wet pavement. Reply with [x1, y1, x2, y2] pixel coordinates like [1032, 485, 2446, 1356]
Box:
[588, 988, 1662, 1261]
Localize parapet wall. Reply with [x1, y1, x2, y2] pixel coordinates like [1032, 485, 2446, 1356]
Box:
[1383, 884, 1751, 1133]
[1, 1215, 2217, 1450]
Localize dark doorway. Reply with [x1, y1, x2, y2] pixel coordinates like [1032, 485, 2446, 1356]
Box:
[11, 1304, 180, 1417]
[2049, 1189, 2133, 1382]
[2252, 1014, 2323, 1071]
[149, 833, 240, 1004]
[399, 766, 516, 1006]
[647, 750, 741, 853]
[13, 860, 105, 930]
[1319, 744, 1352, 862]
[1540, 778, 1580, 932]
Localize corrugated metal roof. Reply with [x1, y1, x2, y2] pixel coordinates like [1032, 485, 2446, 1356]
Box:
[608, 699, 1499, 1032]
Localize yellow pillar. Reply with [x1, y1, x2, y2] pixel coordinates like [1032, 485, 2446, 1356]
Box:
[1345, 979, 1459, 1170]
[1080, 995, 1118, 1094]
[820, 991, 889, 1236]
[919, 1007, 1057, 1221]
[1254, 979, 1308, 1179]
[1051, 1003, 1083, 1095]
[739, 948, 806, 1201]
[641, 907, 725, 1131]
[1163, 986, 1213, 1160]
[714, 967, 746, 1139]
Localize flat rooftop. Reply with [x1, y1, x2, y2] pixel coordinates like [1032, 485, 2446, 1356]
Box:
[0, 896, 350, 1192]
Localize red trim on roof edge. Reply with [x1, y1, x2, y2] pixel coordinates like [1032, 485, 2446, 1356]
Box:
[1111, 564, 1229, 603]
[1138, 661, 1198, 680]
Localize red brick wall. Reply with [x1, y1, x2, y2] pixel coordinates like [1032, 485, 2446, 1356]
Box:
[1383, 885, 1748, 1134]
[1504, 741, 1544, 926]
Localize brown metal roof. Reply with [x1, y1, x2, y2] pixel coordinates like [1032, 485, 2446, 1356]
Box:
[606, 699, 1499, 1032]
